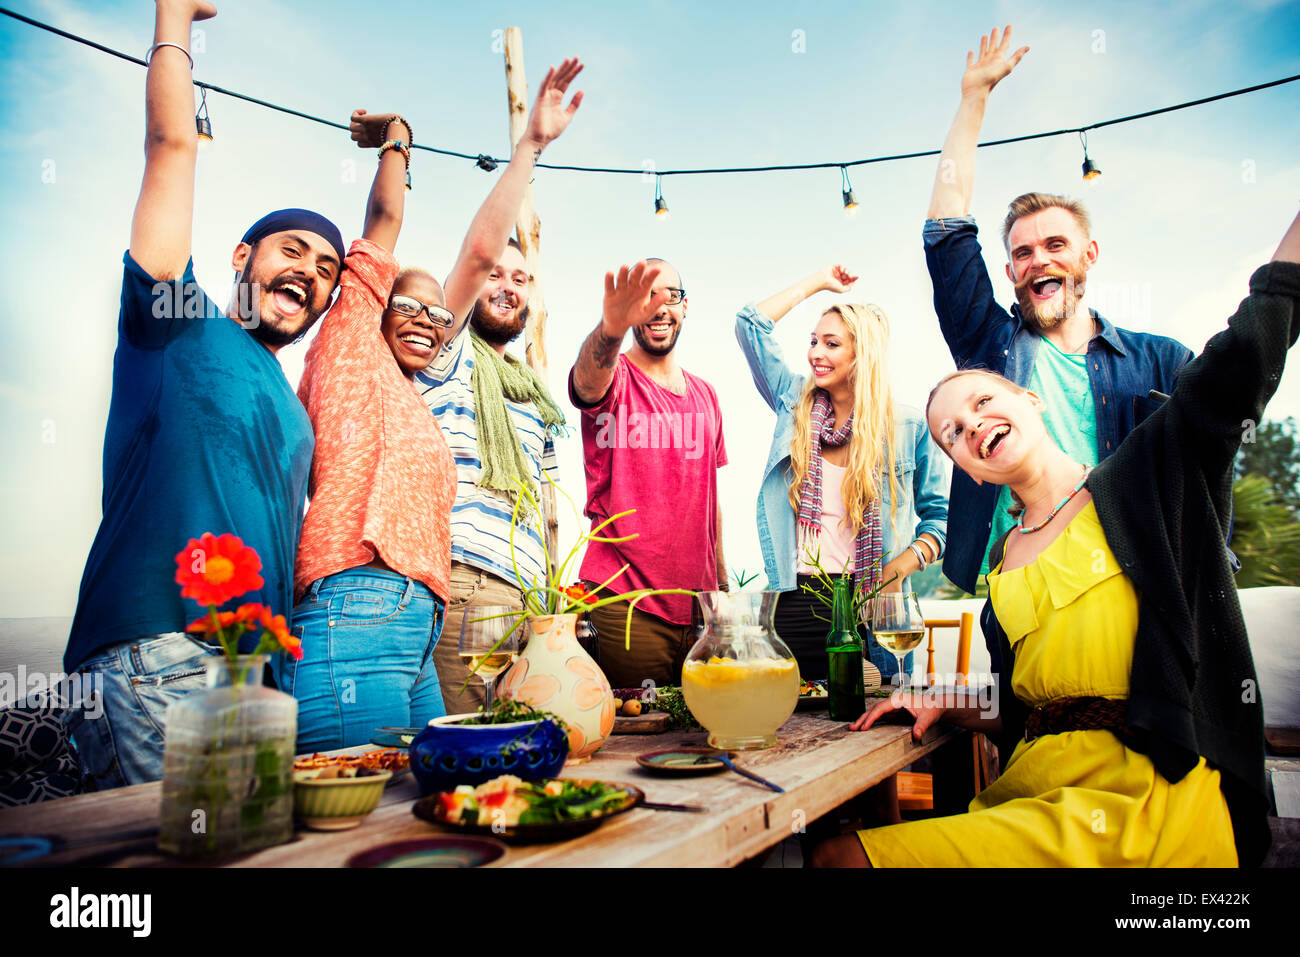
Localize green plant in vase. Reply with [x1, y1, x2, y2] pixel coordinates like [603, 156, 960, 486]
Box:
[158, 533, 303, 858]
[465, 477, 696, 762]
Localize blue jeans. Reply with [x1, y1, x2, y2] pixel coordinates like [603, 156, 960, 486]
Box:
[69, 632, 223, 789]
[279, 569, 446, 753]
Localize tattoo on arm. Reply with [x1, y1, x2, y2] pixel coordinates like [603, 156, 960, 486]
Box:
[573, 324, 623, 401]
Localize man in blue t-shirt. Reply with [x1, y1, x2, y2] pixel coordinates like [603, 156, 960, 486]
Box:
[921, 26, 1193, 601]
[63, 0, 348, 789]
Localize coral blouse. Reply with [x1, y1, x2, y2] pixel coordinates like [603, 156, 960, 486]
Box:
[294, 238, 456, 602]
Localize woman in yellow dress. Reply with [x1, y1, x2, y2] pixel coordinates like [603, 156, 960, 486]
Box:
[812, 209, 1300, 868]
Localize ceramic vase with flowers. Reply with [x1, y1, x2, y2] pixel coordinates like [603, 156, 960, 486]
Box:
[479, 480, 694, 764]
[157, 533, 304, 858]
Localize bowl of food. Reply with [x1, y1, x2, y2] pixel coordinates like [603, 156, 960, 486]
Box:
[293, 764, 392, 830]
[413, 775, 641, 843]
[409, 701, 570, 796]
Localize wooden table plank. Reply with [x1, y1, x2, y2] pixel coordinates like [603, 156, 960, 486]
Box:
[0, 714, 962, 868]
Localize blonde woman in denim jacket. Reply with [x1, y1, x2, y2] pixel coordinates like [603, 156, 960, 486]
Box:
[735, 265, 950, 684]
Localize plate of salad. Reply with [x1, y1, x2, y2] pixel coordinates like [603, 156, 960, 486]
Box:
[413, 775, 643, 844]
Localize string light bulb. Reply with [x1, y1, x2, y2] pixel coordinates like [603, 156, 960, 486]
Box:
[654, 175, 669, 219]
[841, 166, 859, 216]
[1079, 131, 1100, 181]
[196, 86, 213, 145]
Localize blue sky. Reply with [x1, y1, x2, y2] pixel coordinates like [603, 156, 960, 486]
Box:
[1, 0, 1298, 618]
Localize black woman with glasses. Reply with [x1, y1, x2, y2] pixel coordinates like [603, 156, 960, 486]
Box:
[288, 58, 584, 752]
[286, 104, 459, 752]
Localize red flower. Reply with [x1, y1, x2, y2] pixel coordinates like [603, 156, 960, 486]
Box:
[175, 533, 263, 607]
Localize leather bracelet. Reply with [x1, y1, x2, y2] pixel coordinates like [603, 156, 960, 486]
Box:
[381, 114, 413, 146]
[145, 42, 194, 70]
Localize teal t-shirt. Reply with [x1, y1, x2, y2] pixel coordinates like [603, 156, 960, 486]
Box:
[979, 337, 1100, 579]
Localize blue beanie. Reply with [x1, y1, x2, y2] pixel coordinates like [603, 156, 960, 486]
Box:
[241, 208, 346, 267]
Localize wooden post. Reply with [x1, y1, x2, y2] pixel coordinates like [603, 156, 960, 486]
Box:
[502, 26, 560, 568]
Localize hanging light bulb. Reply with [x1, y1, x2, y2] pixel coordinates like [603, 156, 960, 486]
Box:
[654, 175, 669, 219]
[841, 166, 859, 217]
[1079, 131, 1100, 181]
[195, 86, 213, 146]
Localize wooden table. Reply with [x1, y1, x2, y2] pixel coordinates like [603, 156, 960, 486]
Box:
[1, 714, 963, 868]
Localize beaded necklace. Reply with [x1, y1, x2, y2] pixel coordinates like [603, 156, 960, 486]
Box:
[1015, 465, 1092, 535]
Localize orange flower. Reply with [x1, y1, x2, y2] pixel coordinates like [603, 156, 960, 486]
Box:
[175, 533, 263, 607]
[562, 583, 598, 605]
[186, 610, 239, 634]
[256, 607, 302, 661]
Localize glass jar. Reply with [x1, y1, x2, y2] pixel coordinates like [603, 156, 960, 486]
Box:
[681, 591, 800, 750]
[158, 655, 296, 858]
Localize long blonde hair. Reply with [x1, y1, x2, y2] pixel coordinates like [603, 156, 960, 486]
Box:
[788, 303, 901, 535]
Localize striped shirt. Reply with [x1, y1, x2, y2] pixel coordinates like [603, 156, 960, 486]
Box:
[416, 329, 557, 590]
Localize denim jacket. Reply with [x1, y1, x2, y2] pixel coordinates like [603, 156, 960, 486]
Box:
[735, 304, 949, 593]
[923, 216, 1194, 594]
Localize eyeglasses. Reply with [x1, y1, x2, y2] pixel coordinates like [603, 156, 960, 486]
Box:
[388, 294, 455, 328]
[659, 287, 686, 305]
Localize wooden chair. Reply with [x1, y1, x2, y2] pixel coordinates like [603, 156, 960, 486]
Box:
[897, 612, 999, 811]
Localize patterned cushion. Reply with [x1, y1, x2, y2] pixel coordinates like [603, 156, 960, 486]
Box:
[0, 706, 82, 806]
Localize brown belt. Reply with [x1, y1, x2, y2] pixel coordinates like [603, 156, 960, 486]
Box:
[1024, 696, 1133, 746]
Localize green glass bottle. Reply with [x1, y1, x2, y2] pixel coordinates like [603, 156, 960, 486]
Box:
[825, 577, 865, 722]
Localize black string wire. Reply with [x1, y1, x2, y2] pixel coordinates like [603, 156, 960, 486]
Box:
[3, 5, 1298, 176]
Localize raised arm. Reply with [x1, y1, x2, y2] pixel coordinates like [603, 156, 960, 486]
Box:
[736, 265, 857, 412]
[926, 26, 1028, 220]
[570, 261, 664, 405]
[347, 111, 412, 254]
[442, 58, 584, 332]
[128, 0, 216, 281]
[756, 265, 858, 322]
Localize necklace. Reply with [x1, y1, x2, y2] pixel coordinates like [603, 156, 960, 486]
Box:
[1015, 465, 1092, 534]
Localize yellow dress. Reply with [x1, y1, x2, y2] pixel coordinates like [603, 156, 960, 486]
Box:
[857, 502, 1237, 867]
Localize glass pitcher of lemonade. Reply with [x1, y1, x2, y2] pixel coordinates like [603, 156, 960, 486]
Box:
[681, 591, 800, 750]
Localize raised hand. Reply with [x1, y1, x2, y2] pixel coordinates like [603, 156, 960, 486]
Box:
[602, 261, 666, 337]
[961, 26, 1029, 99]
[351, 110, 408, 149]
[522, 57, 584, 152]
[157, 0, 217, 21]
[822, 264, 860, 294]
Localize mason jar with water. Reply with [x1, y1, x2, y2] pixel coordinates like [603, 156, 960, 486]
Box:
[158, 655, 296, 857]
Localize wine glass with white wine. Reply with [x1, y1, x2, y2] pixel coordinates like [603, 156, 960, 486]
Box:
[458, 606, 523, 707]
[868, 592, 925, 692]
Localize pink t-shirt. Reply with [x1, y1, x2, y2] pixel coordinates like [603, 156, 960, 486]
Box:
[796, 461, 856, 576]
[570, 355, 727, 625]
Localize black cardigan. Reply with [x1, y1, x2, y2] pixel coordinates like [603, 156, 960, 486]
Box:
[985, 259, 1300, 867]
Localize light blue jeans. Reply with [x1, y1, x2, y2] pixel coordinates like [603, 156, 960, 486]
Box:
[279, 568, 446, 754]
[69, 632, 224, 789]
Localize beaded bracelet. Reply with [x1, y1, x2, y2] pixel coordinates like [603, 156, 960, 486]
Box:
[381, 114, 413, 146]
[378, 139, 410, 168]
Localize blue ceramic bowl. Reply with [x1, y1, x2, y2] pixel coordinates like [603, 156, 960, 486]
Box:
[409, 713, 570, 796]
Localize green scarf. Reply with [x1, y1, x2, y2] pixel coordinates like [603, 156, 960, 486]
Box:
[470, 331, 566, 516]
